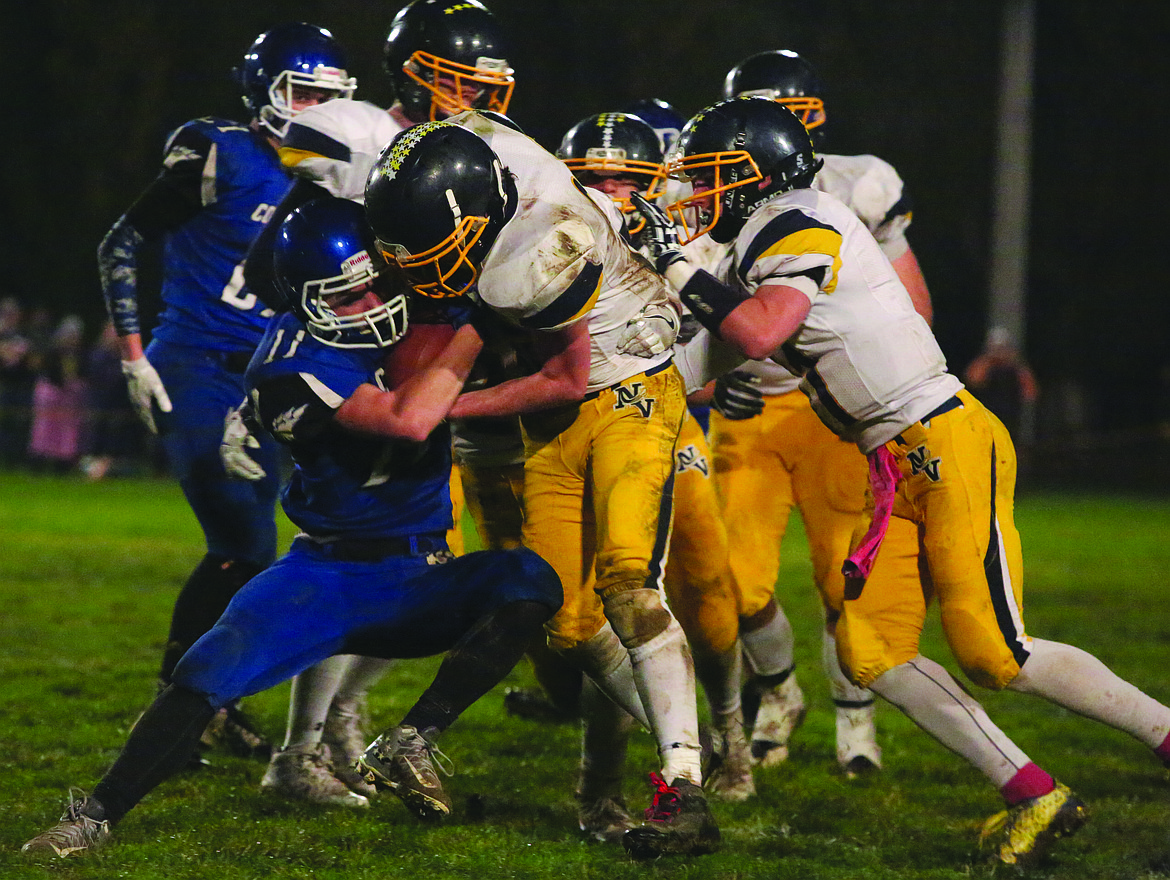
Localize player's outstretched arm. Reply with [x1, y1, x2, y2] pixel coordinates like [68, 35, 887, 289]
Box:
[337, 325, 484, 442]
[447, 321, 591, 420]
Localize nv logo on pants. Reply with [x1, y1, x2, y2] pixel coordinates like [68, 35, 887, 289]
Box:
[613, 382, 655, 418]
[907, 444, 941, 482]
[675, 444, 709, 476]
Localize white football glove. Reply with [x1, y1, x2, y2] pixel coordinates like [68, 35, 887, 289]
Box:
[121, 356, 172, 434]
[220, 402, 267, 481]
[617, 301, 681, 358]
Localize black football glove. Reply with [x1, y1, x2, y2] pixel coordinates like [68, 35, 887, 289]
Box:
[630, 192, 685, 276]
[712, 371, 765, 421]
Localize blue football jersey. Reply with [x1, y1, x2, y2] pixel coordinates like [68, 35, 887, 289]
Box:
[246, 312, 454, 538]
[147, 118, 290, 352]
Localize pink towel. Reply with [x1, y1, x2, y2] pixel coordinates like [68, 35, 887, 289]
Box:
[841, 445, 901, 586]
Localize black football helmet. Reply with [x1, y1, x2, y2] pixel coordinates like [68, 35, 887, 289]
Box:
[273, 197, 409, 349]
[722, 49, 826, 142]
[364, 121, 517, 299]
[236, 23, 356, 138]
[383, 0, 514, 122]
[557, 112, 666, 233]
[666, 97, 823, 244]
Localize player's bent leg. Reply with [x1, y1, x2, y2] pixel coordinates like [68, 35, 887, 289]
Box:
[822, 624, 881, 778]
[869, 654, 1087, 865]
[554, 623, 650, 729]
[738, 600, 804, 766]
[577, 676, 637, 842]
[359, 596, 556, 821]
[601, 582, 703, 784]
[1009, 638, 1170, 760]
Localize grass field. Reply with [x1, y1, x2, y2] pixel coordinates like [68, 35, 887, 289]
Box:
[2, 472, 1170, 879]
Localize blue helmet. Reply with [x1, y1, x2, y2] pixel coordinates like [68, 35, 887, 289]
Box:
[623, 98, 687, 156]
[273, 198, 410, 349]
[237, 23, 356, 138]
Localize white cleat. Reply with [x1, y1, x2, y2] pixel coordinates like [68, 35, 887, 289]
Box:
[750, 676, 806, 767]
[260, 742, 370, 808]
[836, 702, 882, 779]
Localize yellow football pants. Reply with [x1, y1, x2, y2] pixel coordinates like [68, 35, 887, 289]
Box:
[521, 363, 686, 650]
[709, 388, 868, 618]
[837, 389, 1029, 690]
[663, 409, 742, 657]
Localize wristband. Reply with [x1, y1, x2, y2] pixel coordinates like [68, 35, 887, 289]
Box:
[678, 269, 751, 336]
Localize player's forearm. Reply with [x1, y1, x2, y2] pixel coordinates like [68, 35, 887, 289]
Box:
[449, 324, 589, 419]
[97, 217, 145, 337]
[337, 326, 484, 441]
[449, 368, 584, 419]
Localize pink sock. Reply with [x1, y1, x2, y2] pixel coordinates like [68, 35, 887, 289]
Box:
[1000, 762, 1054, 806]
[1154, 729, 1170, 764]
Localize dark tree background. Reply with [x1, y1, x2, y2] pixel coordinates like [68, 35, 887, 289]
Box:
[5, 1, 1169, 448]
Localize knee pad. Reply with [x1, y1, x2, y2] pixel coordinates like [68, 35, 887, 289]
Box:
[600, 584, 673, 650]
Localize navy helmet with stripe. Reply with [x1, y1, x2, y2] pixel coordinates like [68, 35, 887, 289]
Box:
[666, 96, 822, 244]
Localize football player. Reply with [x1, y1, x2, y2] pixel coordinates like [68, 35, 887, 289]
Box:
[230, 0, 516, 805]
[702, 49, 935, 775]
[21, 197, 562, 858]
[636, 96, 1170, 868]
[94, 22, 355, 766]
[366, 115, 721, 859]
[558, 111, 755, 804]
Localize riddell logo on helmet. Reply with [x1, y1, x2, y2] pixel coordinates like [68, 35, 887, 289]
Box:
[341, 251, 372, 278]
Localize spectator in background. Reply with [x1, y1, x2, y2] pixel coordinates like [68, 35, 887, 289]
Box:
[28, 315, 88, 474]
[80, 320, 150, 480]
[963, 326, 1038, 441]
[0, 296, 38, 468]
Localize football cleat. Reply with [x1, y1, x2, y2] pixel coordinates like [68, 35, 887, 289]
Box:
[750, 675, 806, 766]
[622, 773, 721, 859]
[357, 724, 453, 821]
[21, 792, 110, 858]
[322, 696, 377, 797]
[578, 795, 636, 844]
[201, 703, 272, 761]
[979, 782, 1088, 867]
[703, 708, 756, 801]
[260, 742, 369, 808]
[836, 702, 882, 779]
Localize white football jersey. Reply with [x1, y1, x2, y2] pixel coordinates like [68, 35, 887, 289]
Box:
[280, 100, 406, 202]
[450, 111, 674, 390]
[733, 152, 914, 396]
[725, 187, 959, 453]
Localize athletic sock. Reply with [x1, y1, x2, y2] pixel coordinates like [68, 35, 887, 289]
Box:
[1000, 762, 1055, 805]
[93, 685, 217, 825]
[401, 599, 550, 735]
